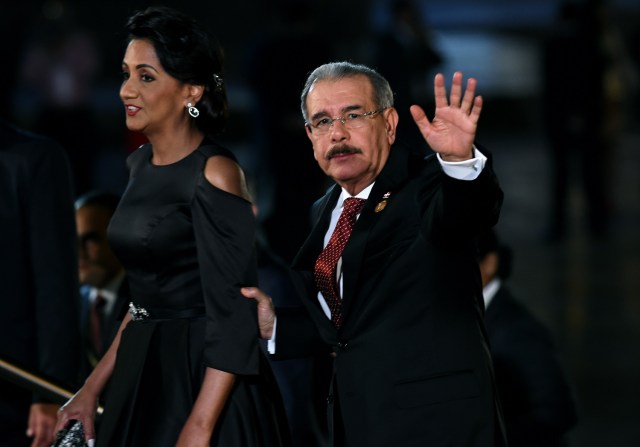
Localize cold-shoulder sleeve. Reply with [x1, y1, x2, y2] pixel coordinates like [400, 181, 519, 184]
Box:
[192, 172, 260, 375]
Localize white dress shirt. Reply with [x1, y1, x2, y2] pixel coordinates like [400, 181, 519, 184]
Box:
[88, 270, 125, 318]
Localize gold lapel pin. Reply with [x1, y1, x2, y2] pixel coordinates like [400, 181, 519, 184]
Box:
[375, 192, 391, 213]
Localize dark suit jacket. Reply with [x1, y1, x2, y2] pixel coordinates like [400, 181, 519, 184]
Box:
[277, 143, 505, 446]
[485, 285, 578, 446]
[0, 121, 81, 430]
[258, 238, 331, 447]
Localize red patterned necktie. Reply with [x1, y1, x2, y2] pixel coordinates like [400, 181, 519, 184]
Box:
[314, 197, 366, 328]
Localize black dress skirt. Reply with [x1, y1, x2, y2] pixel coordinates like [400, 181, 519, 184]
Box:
[100, 140, 290, 446]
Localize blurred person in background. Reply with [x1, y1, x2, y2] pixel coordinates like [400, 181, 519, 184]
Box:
[0, 119, 81, 447]
[477, 228, 578, 446]
[75, 191, 129, 375]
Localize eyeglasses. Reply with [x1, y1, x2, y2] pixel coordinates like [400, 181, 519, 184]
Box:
[305, 108, 386, 135]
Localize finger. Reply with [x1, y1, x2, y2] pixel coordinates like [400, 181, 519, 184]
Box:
[53, 415, 67, 434]
[33, 413, 56, 447]
[410, 104, 439, 144]
[241, 287, 258, 298]
[26, 411, 35, 437]
[433, 73, 448, 110]
[409, 104, 431, 136]
[83, 418, 96, 445]
[460, 77, 478, 114]
[449, 71, 463, 108]
[241, 287, 266, 302]
[409, 104, 428, 125]
[30, 433, 43, 447]
[470, 96, 483, 124]
[31, 424, 49, 447]
[54, 406, 69, 433]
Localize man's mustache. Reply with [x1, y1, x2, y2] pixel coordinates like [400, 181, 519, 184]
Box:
[326, 145, 362, 160]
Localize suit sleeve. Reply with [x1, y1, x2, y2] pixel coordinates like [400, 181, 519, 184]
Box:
[272, 306, 328, 360]
[28, 140, 81, 394]
[423, 148, 503, 242]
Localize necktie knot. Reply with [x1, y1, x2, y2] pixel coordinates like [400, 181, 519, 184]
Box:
[94, 293, 107, 310]
[342, 197, 366, 217]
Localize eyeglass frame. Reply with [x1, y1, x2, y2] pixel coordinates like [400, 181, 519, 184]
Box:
[305, 108, 388, 134]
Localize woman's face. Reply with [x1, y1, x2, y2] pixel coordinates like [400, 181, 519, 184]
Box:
[119, 39, 190, 137]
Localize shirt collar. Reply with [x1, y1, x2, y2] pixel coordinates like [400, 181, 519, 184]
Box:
[482, 278, 502, 308]
[89, 270, 125, 313]
[338, 182, 374, 206]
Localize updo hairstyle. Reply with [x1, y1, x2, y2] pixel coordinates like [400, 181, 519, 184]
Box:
[125, 6, 228, 135]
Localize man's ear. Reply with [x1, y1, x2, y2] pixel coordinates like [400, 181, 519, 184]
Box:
[302, 125, 319, 160]
[305, 125, 315, 141]
[385, 107, 399, 144]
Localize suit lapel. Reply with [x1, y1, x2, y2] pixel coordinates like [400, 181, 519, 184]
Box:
[340, 145, 411, 328]
[291, 145, 413, 333]
[293, 185, 341, 271]
[291, 186, 341, 331]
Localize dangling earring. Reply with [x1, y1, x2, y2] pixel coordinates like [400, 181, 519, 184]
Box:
[187, 102, 200, 118]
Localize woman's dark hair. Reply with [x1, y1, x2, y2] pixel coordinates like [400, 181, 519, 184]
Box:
[125, 6, 228, 135]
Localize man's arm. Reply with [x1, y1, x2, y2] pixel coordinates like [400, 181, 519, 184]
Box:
[27, 139, 81, 447]
[241, 287, 328, 359]
[410, 72, 503, 238]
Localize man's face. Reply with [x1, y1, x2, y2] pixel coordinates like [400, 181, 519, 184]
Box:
[304, 76, 398, 195]
[76, 206, 122, 287]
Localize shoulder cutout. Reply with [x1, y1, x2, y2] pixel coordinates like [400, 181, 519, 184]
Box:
[204, 155, 251, 200]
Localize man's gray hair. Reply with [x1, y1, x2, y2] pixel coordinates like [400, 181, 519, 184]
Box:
[300, 62, 394, 123]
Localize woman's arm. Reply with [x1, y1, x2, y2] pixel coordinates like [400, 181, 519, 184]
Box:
[176, 367, 236, 446]
[55, 312, 132, 443]
[181, 153, 257, 443]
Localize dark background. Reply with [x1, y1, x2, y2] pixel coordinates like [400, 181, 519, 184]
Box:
[1, 1, 639, 445]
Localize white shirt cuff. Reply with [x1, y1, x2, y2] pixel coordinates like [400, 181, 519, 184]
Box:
[437, 146, 487, 181]
[267, 317, 277, 354]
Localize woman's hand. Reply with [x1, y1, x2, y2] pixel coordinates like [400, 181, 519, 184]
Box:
[54, 387, 99, 446]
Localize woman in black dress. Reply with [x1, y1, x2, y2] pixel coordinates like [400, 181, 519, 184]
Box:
[56, 6, 289, 446]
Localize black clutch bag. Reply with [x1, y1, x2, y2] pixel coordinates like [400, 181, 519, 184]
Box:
[51, 420, 88, 447]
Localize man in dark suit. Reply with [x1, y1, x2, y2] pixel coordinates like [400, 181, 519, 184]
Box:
[243, 62, 505, 446]
[477, 229, 578, 446]
[75, 191, 130, 372]
[0, 119, 81, 447]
